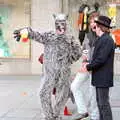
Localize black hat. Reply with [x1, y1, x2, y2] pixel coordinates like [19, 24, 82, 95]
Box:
[79, 4, 90, 13]
[95, 16, 112, 28]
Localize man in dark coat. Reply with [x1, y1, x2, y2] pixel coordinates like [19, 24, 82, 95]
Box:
[86, 16, 115, 120]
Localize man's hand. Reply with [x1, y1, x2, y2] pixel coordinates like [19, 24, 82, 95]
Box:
[78, 62, 88, 73]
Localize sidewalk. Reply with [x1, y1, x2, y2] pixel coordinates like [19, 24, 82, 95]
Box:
[0, 75, 120, 120]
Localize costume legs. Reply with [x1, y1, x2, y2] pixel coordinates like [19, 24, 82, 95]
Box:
[53, 70, 70, 120]
[39, 69, 70, 120]
[39, 74, 55, 120]
[53, 81, 70, 119]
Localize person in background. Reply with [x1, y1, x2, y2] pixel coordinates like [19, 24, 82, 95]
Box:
[71, 12, 100, 120]
[86, 15, 115, 120]
[77, 4, 90, 46]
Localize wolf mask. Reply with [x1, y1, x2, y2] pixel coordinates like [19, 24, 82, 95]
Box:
[53, 14, 68, 34]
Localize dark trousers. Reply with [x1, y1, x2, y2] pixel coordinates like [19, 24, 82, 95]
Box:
[78, 31, 85, 46]
[96, 87, 113, 120]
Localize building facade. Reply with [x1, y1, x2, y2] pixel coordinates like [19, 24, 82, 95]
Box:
[0, 0, 119, 75]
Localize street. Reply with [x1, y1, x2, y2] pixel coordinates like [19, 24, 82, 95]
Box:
[0, 75, 120, 120]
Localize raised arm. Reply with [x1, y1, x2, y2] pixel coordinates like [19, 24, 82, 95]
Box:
[28, 28, 54, 44]
[14, 27, 54, 44]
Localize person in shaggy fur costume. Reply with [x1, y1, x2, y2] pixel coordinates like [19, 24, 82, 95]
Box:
[13, 13, 81, 120]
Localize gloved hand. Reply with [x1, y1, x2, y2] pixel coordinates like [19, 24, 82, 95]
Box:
[13, 28, 29, 42]
[38, 53, 44, 64]
[13, 29, 21, 42]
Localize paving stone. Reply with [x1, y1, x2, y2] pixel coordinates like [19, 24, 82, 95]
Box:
[1, 117, 33, 120]
[5, 109, 38, 118]
[0, 78, 120, 120]
[112, 107, 120, 120]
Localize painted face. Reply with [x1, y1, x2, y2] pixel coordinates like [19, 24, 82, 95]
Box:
[55, 20, 66, 34]
[53, 14, 68, 35]
[89, 18, 97, 32]
[83, 7, 89, 13]
[95, 24, 100, 36]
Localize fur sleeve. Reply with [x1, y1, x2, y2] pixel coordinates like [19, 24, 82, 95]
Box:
[70, 36, 82, 63]
[28, 27, 54, 44]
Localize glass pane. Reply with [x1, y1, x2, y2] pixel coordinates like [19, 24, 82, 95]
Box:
[0, 0, 31, 59]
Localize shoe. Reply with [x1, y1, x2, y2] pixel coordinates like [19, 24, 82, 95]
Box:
[72, 112, 89, 120]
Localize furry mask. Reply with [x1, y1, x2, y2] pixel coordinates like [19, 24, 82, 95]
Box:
[53, 14, 68, 34]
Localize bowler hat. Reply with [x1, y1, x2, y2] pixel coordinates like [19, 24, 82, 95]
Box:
[95, 16, 112, 28]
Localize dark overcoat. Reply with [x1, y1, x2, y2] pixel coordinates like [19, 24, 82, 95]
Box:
[87, 33, 115, 87]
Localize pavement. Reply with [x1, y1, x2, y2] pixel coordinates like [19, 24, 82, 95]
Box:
[0, 75, 120, 120]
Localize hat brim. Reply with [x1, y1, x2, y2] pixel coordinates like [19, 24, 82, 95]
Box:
[95, 20, 113, 29]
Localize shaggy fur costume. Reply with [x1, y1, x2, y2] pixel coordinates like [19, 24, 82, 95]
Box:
[14, 14, 81, 120]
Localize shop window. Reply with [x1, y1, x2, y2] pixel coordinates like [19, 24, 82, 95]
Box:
[0, 0, 31, 59]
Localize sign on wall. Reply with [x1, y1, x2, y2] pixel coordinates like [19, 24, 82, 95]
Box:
[108, 4, 117, 27]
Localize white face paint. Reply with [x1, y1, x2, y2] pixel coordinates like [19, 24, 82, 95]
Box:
[55, 20, 66, 34]
[95, 25, 101, 36]
[90, 18, 97, 32]
[83, 7, 89, 13]
[53, 14, 68, 35]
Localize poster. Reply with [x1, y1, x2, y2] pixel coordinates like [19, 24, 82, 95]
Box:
[108, 4, 117, 27]
[0, 0, 31, 59]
